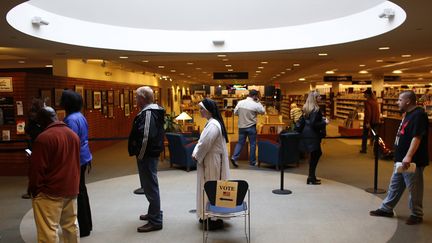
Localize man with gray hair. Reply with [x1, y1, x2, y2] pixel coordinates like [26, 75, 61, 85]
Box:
[128, 86, 165, 232]
[28, 105, 81, 242]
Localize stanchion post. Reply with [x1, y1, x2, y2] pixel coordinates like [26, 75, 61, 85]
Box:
[365, 128, 386, 194]
[272, 133, 293, 195]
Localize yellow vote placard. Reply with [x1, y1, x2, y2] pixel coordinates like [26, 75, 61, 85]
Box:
[215, 180, 238, 208]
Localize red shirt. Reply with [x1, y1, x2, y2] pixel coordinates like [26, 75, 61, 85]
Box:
[364, 98, 380, 125]
[28, 121, 80, 197]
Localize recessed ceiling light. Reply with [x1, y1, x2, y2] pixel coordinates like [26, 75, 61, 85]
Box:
[202, 71, 207, 74]
[276, 74, 281, 77]
[359, 70, 369, 74]
[196, 67, 201, 70]
[18, 60, 25, 64]
[222, 59, 229, 62]
[119, 56, 128, 59]
[227, 69, 233, 71]
[142, 60, 149, 63]
[170, 70, 176, 72]
[187, 75, 191, 78]
[359, 64, 366, 67]
[187, 62, 194, 65]
[376, 60, 383, 62]
[318, 53, 328, 56]
[225, 64, 232, 67]
[418, 77, 424, 80]
[378, 47, 390, 50]
[217, 54, 227, 58]
[325, 71, 335, 74]
[261, 61, 268, 64]
[392, 70, 403, 74]
[299, 78, 306, 81]
[180, 73, 185, 75]
[293, 63, 300, 67]
[401, 54, 412, 58]
[158, 65, 165, 68]
[256, 71, 261, 73]
[280, 72, 285, 74]
[45, 64, 53, 67]
[286, 68, 291, 71]
[258, 67, 264, 69]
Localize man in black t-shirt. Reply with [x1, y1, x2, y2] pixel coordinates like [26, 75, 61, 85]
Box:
[370, 90, 429, 225]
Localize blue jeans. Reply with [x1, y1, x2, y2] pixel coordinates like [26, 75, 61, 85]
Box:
[232, 125, 257, 165]
[380, 165, 424, 217]
[137, 156, 163, 225]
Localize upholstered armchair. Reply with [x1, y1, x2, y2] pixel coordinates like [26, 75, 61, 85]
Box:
[165, 132, 197, 172]
[257, 132, 300, 169]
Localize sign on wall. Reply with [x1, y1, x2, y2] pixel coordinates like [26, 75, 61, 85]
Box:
[0, 77, 13, 92]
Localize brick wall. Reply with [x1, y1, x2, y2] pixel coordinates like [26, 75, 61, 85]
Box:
[0, 72, 153, 175]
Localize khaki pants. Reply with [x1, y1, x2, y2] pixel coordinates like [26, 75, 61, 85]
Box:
[32, 192, 79, 243]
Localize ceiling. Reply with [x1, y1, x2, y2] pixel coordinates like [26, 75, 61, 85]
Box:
[1, 0, 432, 86]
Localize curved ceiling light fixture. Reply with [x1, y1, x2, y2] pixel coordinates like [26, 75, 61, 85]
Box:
[7, 0, 406, 53]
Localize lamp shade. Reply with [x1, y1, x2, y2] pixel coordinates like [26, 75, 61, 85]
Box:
[175, 112, 192, 121]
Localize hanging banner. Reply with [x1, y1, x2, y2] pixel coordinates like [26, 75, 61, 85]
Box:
[215, 180, 238, 208]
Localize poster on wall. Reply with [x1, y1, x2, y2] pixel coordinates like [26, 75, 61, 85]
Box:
[124, 104, 130, 117]
[75, 85, 84, 98]
[124, 89, 129, 104]
[93, 91, 102, 109]
[54, 88, 64, 107]
[114, 90, 119, 106]
[108, 90, 114, 104]
[16, 120, 25, 135]
[86, 90, 93, 109]
[2, 130, 10, 141]
[0, 77, 13, 92]
[40, 89, 52, 106]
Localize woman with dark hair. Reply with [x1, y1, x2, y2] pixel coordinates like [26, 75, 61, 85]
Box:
[60, 89, 93, 237]
[192, 98, 230, 230]
[297, 90, 329, 185]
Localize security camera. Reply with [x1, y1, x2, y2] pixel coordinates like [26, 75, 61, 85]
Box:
[379, 8, 395, 19]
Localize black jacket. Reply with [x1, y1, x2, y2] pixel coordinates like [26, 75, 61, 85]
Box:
[128, 104, 165, 159]
[296, 110, 326, 153]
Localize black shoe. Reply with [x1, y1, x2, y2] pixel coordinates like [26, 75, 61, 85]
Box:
[230, 158, 239, 168]
[80, 231, 91, 238]
[140, 214, 149, 221]
[369, 209, 394, 218]
[137, 223, 162, 233]
[406, 215, 423, 225]
[360, 150, 367, 154]
[134, 188, 145, 195]
[307, 178, 321, 185]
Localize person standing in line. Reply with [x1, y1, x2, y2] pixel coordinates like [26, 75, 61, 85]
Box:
[296, 90, 329, 185]
[231, 89, 265, 167]
[128, 86, 165, 232]
[192, 98, 230, 230]
[360, 89, 381, 153]
[28, 106, 80, 243]
[61, 90, 93, 237]
[370, 90, 429, 225]
[22, 98, 45, 199]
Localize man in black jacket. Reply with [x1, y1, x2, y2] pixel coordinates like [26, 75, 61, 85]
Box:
[128, 86, 165, 232]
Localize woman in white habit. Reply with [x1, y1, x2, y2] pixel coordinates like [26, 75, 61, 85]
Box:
[192, 98, 230, 230]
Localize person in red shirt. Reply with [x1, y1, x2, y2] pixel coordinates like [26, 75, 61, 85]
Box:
[28, 106, 81, 242]
[360, 89, 381, 153]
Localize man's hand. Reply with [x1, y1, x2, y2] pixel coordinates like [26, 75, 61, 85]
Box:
[402, 156, 412, 170]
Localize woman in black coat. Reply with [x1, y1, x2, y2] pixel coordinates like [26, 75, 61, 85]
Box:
[297, 90, 329, 185]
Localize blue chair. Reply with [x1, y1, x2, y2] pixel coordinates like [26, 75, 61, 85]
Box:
[203, 180, 250, 243]
[165, 132, 197, 172]
[257, 132, 300, 169]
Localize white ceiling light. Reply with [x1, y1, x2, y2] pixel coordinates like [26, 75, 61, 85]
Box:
[227, 69, 233, 71]
[318, 53, 328, 56]
[376, 59, 383, 62]
[256, 70, 261, 73]
[170, 69, 176, 72]
[359, 70, 369, 74]
[325, 70, 335, 74]
[225, 64, 232, 67]
[119, 56, 128, 59]
[217, 54, 227, 57]
[195, 67, 201, 70]
[299, 78, 306, 81]
[187, 62, 194, 65]
[158, 65, 165, 68]
[45, 64, 53, 67]
[142, 60, 149, 62]
[378, 46, 390, 50]
[258, 66, 264, 69]
[18, 60, 26, 64]
[293, 63, 300, 66]
[359, 64, 366, 67]
[401, 54, 411, 57]
[392, 70, 403, 74]
[286, 68, 291, 71]
[222, 59, 229, 62]
[261, 61, 268, 64]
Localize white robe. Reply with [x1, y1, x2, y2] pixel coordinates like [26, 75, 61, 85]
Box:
[192, 118, 230, 219]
